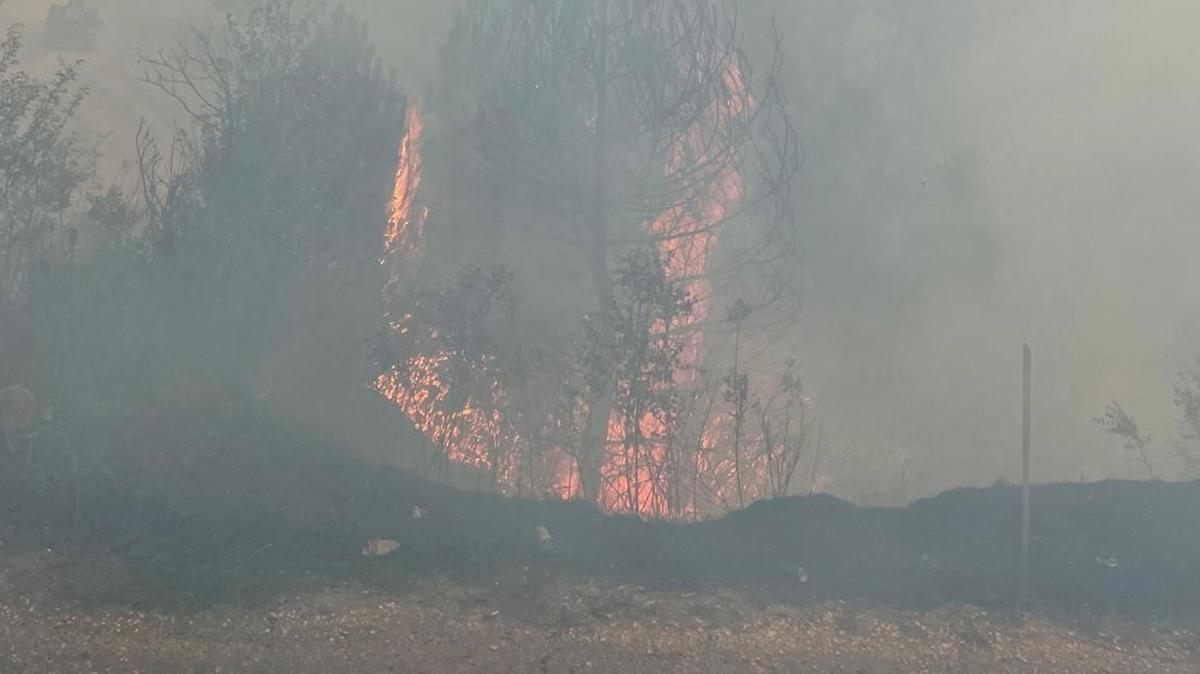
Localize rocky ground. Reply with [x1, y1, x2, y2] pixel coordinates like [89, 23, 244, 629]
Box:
[2, 549, 1197, 673]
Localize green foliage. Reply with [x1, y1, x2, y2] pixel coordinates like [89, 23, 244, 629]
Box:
[126, 0, 408, 391]
[376, 264, 517, 422]
[582, 251, 690, 428]
[580, 249, 696, 512]
[379, 265, 516, 372]
[583, 249, 693, 403]
[0, 23, 91, 382]
[0, 25, 90, 297]
[18, 1, 413, 541]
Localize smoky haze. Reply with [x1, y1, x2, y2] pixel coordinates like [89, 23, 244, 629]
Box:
[3, 0, 1197, 502]
[759, 0, 1200, 497]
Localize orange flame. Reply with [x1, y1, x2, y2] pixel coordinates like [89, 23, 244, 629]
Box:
[377, 106, 576, 495]
[384, 104, 428, 257]
[378, 62, 769, 516]
[598, 61, 750, 516]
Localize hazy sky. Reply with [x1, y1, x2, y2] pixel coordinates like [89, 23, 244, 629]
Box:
[736, 0, 1200, 497]
[5, 0, 1199, 499]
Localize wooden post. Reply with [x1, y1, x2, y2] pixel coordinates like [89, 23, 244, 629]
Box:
[1020, 343, 1032, 606]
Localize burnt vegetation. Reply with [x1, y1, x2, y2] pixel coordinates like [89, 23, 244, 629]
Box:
[0, 0, 1197, 625]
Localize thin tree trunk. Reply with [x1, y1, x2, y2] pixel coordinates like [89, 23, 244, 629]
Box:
[731, 324, 745, 509]
[579, 0, 616, 505]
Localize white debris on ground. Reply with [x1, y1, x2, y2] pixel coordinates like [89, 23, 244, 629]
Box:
[361, 539, 401, 556]
[535, 525, 552, 550]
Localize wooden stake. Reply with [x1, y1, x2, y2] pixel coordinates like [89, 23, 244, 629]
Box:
[1020, 343, 1032, 606]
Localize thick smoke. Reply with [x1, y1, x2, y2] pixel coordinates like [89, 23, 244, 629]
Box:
[5, 0, 1197, 502]
[750, 0, 1200, 497]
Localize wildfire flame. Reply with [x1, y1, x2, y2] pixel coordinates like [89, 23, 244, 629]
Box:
[377, 61, 784, 517]
[377, 104, 578, 498]
[597, 61, 750, 515]
[384, 104, 428, 257]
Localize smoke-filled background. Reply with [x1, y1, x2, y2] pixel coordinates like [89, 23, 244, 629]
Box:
[4, 0, 1198, 502]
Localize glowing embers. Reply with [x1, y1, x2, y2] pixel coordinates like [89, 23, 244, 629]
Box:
[375, 348, 505, 464]
[601, 412, 673, 515]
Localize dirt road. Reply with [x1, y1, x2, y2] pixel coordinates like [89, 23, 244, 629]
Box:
[1, 551, 1195, 673]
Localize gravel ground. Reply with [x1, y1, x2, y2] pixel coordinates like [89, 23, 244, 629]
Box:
[1, 550, 1197, 673]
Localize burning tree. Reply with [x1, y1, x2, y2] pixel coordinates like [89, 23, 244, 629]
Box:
[581, 249, 695, 514]
[380, 0, 800, 513]
[374, 265, 522, 486]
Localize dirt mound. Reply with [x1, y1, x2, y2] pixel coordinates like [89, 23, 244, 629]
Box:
[704, 480, 1200, 615]
[3, 409, 1197, 616]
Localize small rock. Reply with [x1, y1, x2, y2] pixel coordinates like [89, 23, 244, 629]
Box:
[536, 525, 553, 549]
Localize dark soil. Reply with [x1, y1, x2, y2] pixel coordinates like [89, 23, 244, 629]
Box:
[3, 409, 1200, 671]
[2, 409, 1197, 619]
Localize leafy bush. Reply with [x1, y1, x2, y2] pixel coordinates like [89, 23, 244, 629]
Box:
[0, 23, 91, 384]
[12, 0, 413, 543]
